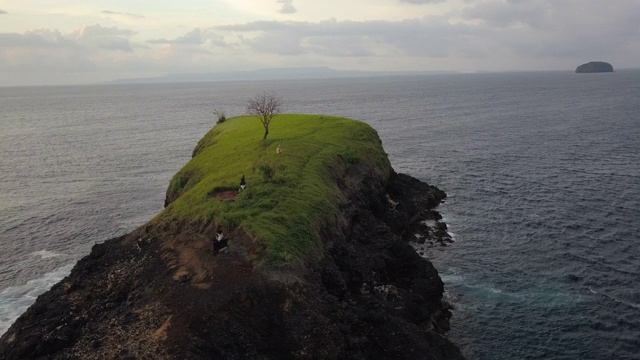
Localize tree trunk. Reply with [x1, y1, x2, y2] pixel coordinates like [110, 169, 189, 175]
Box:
[263, 128, 269, 140]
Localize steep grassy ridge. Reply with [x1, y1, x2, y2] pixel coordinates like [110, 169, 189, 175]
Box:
[156, 114, 392, 266]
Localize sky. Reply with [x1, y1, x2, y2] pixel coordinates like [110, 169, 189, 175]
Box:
[0, 0, 638, 86]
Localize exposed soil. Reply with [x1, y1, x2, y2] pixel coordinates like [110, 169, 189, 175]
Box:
[0, 172, 464, 360]
[211, 190, 238, 202]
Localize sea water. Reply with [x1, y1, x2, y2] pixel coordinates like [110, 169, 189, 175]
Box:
[1, 72, 639, 359]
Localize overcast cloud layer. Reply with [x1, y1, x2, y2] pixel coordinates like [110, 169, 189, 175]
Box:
[0, 0, 638, 86]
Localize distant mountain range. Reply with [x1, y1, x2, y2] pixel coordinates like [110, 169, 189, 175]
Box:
[111, 67, 458, 84]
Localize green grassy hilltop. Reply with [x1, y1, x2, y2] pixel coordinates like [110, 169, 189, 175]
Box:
[155, 114, 392, 266]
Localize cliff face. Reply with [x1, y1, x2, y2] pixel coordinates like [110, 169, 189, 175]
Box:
[0, 116, 464, 359]
[575, 61, 614, 73]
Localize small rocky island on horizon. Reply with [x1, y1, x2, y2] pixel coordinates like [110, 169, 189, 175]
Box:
[575, 61, 614, 73]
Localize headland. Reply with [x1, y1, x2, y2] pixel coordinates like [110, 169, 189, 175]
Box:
[0, 114, 464, 359]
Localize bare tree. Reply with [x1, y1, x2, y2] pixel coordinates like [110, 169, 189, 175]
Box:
[246, 91, 282, 140]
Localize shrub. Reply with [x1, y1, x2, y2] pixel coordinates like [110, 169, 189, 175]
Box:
[214, 108, 226, 123]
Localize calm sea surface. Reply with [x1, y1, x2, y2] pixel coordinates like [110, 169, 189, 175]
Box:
[1, 72, 639, 359]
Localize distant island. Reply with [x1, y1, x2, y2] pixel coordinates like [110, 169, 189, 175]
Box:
[111, 67, 458, 84]
[575, 61, 614, 73]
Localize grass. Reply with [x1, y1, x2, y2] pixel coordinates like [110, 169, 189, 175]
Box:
[154, 114, 392, 267]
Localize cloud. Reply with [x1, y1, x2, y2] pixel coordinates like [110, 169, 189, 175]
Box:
[0, 30, 77, 49]
[399, 0, 445, 4]
[0, 24, 160, 85]
[216, 18, 479, 58]
[71, 24, 136, 39]
[213, 2, 640, 67]
[2, 0, 640, 86]
[147, 28, 229, 48]
[101, 10, 145, 19]
[0, 25, 139, 75]
[462, 0, 547, 28]
[0, 30, 97, 80]
[459, 0, 640, 60]
[277, 0, 297, 14]
[70, 24, 137, 52]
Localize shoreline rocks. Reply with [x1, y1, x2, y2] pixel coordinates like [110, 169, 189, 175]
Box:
[0, 170, 464, 359]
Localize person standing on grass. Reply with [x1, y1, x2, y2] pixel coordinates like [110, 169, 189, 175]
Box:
[238, 175, 246, 193]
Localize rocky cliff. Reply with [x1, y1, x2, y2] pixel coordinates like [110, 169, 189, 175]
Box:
[0, 115, 464, 359]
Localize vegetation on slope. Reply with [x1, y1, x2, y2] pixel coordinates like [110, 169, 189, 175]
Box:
[155, 114, 392, 267]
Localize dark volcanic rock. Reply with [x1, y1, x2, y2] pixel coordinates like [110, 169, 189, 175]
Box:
[0, 172, 464, 360]
[575, 61, 614, 73]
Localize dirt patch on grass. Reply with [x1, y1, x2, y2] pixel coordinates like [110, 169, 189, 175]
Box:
[162, 233, 219, 289]
[210, 189, 238, 202]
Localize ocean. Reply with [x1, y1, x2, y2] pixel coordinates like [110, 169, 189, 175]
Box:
[1, 72, 639, 359]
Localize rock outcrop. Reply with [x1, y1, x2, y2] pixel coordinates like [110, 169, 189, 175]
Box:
[0, 116, 464, 359]
[0, 175, 462, 359]
[575, 61, 614, 73]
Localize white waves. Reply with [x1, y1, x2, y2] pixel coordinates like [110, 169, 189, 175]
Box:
[0, 264, 73, 337]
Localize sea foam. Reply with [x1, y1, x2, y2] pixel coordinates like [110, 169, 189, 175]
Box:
[0, 264, 73, 336]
